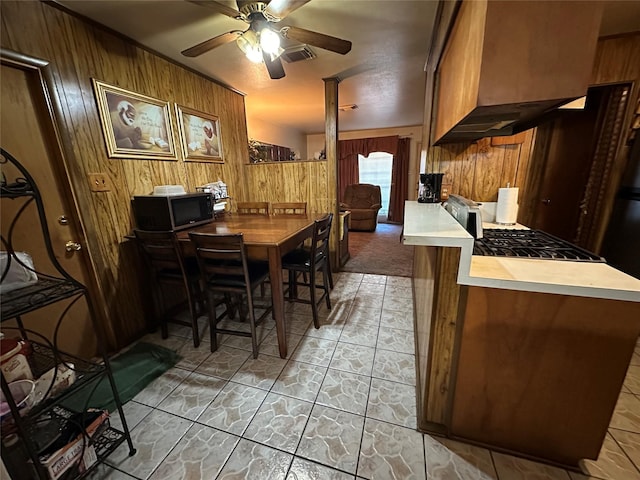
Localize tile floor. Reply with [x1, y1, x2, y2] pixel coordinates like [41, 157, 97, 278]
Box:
[90, 272, 640, 480]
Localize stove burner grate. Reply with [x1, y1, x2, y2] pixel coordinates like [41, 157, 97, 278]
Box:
[473, 229, 605, 262]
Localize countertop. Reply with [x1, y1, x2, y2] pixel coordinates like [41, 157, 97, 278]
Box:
[403, 201, 640, 302]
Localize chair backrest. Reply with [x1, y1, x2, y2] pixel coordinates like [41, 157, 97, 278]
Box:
[271, 202, 307, 216]
[309, 214, 332, 266]
[343, 184, 382, 209]
[236, 202, 269, 215]
[188, 232, 249, 288]
[133, 229, 185, 276]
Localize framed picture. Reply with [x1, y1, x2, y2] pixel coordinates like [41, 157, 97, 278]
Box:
[175, 105, 223, 163]
[92, 79, 177, 160]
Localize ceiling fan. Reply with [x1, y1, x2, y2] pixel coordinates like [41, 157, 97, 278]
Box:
[182, 0, 352, 79]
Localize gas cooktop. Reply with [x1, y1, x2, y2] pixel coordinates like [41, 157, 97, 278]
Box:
[473, 229, 605, 262]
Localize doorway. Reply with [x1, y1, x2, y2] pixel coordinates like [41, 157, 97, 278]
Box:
[1, 53, 100, 357]
[358, 151, 393, 220]
[528, 84, 631, 252]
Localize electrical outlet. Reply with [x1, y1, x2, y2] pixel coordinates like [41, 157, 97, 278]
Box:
[88, 173, 111, 192]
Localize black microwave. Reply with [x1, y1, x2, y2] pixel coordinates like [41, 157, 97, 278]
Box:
[132, 193, 214, 231]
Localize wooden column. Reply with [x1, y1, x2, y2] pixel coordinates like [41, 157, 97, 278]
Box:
[324, 77, 340, 269]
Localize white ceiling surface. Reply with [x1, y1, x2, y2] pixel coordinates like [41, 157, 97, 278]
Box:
[55, 1, 640, 136]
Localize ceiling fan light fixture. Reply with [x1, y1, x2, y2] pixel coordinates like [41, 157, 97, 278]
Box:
[259, 27, 281, 55]
[237, 30, 263, 63]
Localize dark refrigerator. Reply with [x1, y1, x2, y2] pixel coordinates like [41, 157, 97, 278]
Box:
[601, 133, 640, 279]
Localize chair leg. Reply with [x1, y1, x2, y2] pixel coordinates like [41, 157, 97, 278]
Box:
[206, 291, 219, 353]
[323, 263, 332, 310]
[246, 289, 259, 359]
[187, 281, 201, 348]
[288, 270, 298, 300]
[153, 283, 169, 340]
[327, 258, 334, 290]
[309, 268, 319, 329]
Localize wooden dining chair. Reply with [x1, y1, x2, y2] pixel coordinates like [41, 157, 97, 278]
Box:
[236, 201, 269, 215]
[281, 213, 333, 328]
[133, 229, 204, 347]
[188, 232, 272, 358]
[271, 202, 307, 216]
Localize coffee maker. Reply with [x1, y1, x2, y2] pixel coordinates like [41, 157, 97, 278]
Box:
[418, 173, 444, 203]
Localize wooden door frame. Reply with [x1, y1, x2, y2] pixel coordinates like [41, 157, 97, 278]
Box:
[520, 82, 636, 253]
[1, 48, 112, 347]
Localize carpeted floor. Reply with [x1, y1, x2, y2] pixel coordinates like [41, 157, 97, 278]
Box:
[341, 222, 414, 277]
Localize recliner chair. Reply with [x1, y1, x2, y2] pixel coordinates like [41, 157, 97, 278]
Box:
[340, 183, 382, 231]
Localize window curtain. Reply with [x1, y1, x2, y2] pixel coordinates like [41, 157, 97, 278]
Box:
[387, 137, 410, 223]
[338, 135, 399, 201]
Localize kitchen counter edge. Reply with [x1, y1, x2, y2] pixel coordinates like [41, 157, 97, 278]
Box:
[402, 201, 640, 303]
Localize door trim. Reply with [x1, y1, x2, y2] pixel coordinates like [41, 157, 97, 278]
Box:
[1, 48, 113, 347]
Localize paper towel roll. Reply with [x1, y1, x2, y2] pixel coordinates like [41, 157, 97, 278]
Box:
[496, 187, 519, 225]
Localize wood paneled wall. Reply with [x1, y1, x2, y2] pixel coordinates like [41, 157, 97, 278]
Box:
[1, 1, 251, 349]
[241, 161, 330, 214]
[426, 129, 536, 203]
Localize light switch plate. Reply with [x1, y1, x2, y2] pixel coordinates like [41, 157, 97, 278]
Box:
[88, 173, 111, 192]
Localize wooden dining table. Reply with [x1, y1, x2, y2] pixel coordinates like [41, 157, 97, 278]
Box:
[176, 213, 324, 358]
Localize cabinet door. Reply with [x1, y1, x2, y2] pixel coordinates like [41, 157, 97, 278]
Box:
[1, 63, 97, 358]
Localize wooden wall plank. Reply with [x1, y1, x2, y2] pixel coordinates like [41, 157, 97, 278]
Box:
[0, 1, 251, 348]
[427, 129, 535, 204]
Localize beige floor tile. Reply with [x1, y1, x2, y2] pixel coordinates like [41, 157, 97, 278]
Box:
[290, 336, 338, 367]
[424, 436, 497, 479]
[366, 378, 416, 429]
[578, 432, 640, 480]
[156, 371, 226, 420]
[197, 381, 267, 435]
[316, 368, 371, 416]
[297, 405, 365, 474]
[195, 345, 252, 380]
[106, 410, 192, 479]
[286, 457, 355, 480]
[357, 282, 386, 296]
[330, 342, 376, 376]
[358, 418, 425, 479]
[148, 423, 239, 480]
[372, 349, 416, 386]
[217, 439, 293, 480]
[492, 452, 571, 480]
[271, 360, 327, 402]
[609, 428, 640, 472]
[231, 353, 288, 390]
[244, 393, 314, 453]
[625, 365, 640, 394]
[610, 393, 640, 433]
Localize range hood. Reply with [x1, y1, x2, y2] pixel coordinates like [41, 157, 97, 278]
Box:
[433, 0, 603, 145]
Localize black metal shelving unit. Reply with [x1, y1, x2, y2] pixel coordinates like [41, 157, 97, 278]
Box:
[1, 148, 135, 479]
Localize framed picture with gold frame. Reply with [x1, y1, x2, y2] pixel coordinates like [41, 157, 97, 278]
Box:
[175, 104, 224, 163]
[92, 79, 177, 160]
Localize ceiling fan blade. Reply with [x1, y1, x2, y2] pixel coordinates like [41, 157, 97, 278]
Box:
[187, 0, 243, 20]
[281, 26, 352, 55]
[264, 0, 310, 20]
[263, 51, 286, 79]
[181, 31, 243, 57]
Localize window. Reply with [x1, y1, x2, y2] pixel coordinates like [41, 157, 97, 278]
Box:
[358, 152, 393, 216]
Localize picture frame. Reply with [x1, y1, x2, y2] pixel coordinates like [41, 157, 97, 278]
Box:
[92, 79, 177, 160]
[175, 105, 224, 163]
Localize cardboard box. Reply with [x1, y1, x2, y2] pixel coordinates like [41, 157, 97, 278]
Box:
[39, 409, 109, 480]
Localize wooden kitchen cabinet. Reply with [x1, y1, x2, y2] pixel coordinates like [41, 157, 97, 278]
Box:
[434, 0, 603, 144]
[451, 286, 640, 466]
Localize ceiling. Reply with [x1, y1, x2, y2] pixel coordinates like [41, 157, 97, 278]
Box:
[54, 0, 640, 136]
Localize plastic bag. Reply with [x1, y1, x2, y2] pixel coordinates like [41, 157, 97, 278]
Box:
[0, 251, 38, 293]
